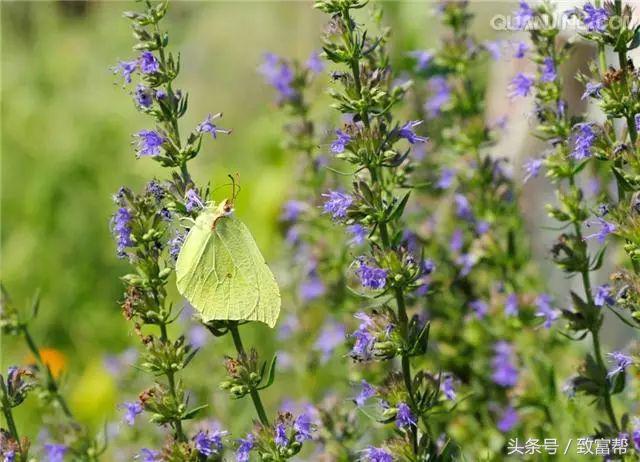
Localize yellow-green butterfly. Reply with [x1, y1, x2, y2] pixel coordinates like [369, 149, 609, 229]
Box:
[176, 198, 281, 328]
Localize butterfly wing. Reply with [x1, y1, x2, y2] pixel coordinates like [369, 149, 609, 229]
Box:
[175, 209, 280, 328]
[214, 214, 281, 328]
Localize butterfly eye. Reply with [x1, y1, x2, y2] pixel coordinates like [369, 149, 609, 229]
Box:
[224, 203, 232, 213]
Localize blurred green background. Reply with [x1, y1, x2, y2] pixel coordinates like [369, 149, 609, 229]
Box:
[0, 0, 514, 450]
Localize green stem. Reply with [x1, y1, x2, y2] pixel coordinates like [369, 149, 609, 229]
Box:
[228, 323, 270, 426]
[569, 179, 619, 432]
[159, 322, 187, 442]
[21, 326, 73, 419]
[591, 328, 619, 432]
[0, 378, 23, 459]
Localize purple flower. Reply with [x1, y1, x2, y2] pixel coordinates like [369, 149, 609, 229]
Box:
[456, 253, 475, 277]
[425, 76, 451, 118]
[513, 1, 534, 30]
[121, 401, 143, 426]
[259, 53, 295, 100]
[277, 314, 300, 341]
[331, 129, 351, 153]
[188, 325, 209, 349]
[134, 129, 165, 157]
[113, 59, 138, 84]
[396, 402, 416, 429]
[450, 230, 464, 253]
[235, 434, 254, 462]
[440, 375, 456, 400]
[582, 3, 609, 32]
[135, 84, 153, 108]
[169, 230, 185, 261]
[138, 51, 160, 74]
[194, 429, 226, 456]
[523, 157, 544, 183]
[437, 168, 456, 189]
[491, 341, 519, 387]
[44, 444, 67, 462]
[635, 114, 640, 133]
[354, 380, 376, 407]
[274, 422, 289, 448]
[513, 41, 529, 59]
[594, 284, 615, 307]
[509, 73, 534, 98]
[484, 40, 503, 60]
[300, 271, 326, 302]
[347, 224, 367, 246]
[408, 50, 433, 71]
[571, 122, 597, 160]
[350, 313, 375, 361]
[540, 57, 556, 83]
[111, 207, 134, 257]
[185, 189, 205, 212]
[581, 82, 603, 100]
[535, 293, 559, 328]
[632, 420, 640, 451]
[584, 217, 616, 244]
[146, 179, 165, 202]
[306, 51, 324, 73]
[361, 446, 393, 462]
[469, 300, 488, 319]
[454, 194, 474, 221]
[103, 348, 138, 377]
[322, 190, 353, 220]
[398, 120, 428, 144]
[476, 220, 490, 235]
[198, 113, 231, 139]
[138, 448, 161, 462]
[607, 351, 633, 377]
[3, 450, 15, 462]
[313, 320, 345, 362]
[497, 406, 519, 432]
[505, 293, 519, 316]
[355, 259, 387, 290]
[294, 412, 314, 442]
[281, 200, 306, 222]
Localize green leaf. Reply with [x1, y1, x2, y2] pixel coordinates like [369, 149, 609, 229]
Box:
[181, 404, 209, 420]
[257, 355, 278, 390]
[385, 191, 411, 223]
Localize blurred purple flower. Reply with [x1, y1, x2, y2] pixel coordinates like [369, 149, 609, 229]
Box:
[581, 82, 603, 100]
[570, 122, 597, 160]
[425, 76, 451, 118]
[469, 300, 488, 319]
[331, 129, 351, 153]
[584, 217, 616, 244]
[121, 401, 143, 426]
[491, 341, 518, 387]
[540, 57, 556, 83]
[408, 50, 433, 71]
[535, 293, 559, 328]
[44, 444, 67, 462]
[313, 320, 345, 362]
[594, 284, 615, 307]
[505, 293, 519, 316]
[497, 406, 519, 432]
[607, 351, 633, 377]
[436, 168, 456, 189]
[354, 380, 376, 407]
[361, 446, 393, 462]
[509, 73, 534, 98]
[306, 51, 324, 73]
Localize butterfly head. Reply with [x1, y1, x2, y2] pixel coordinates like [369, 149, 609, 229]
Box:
[213, 198, 235, 217]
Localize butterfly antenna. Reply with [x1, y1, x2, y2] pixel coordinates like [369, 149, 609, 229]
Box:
[227, 173, 241, 205]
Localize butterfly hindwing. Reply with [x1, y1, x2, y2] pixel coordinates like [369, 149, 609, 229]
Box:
[176, 205, 281, 328]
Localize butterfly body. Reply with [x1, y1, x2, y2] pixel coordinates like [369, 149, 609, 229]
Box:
[176, 202, 281, 328]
